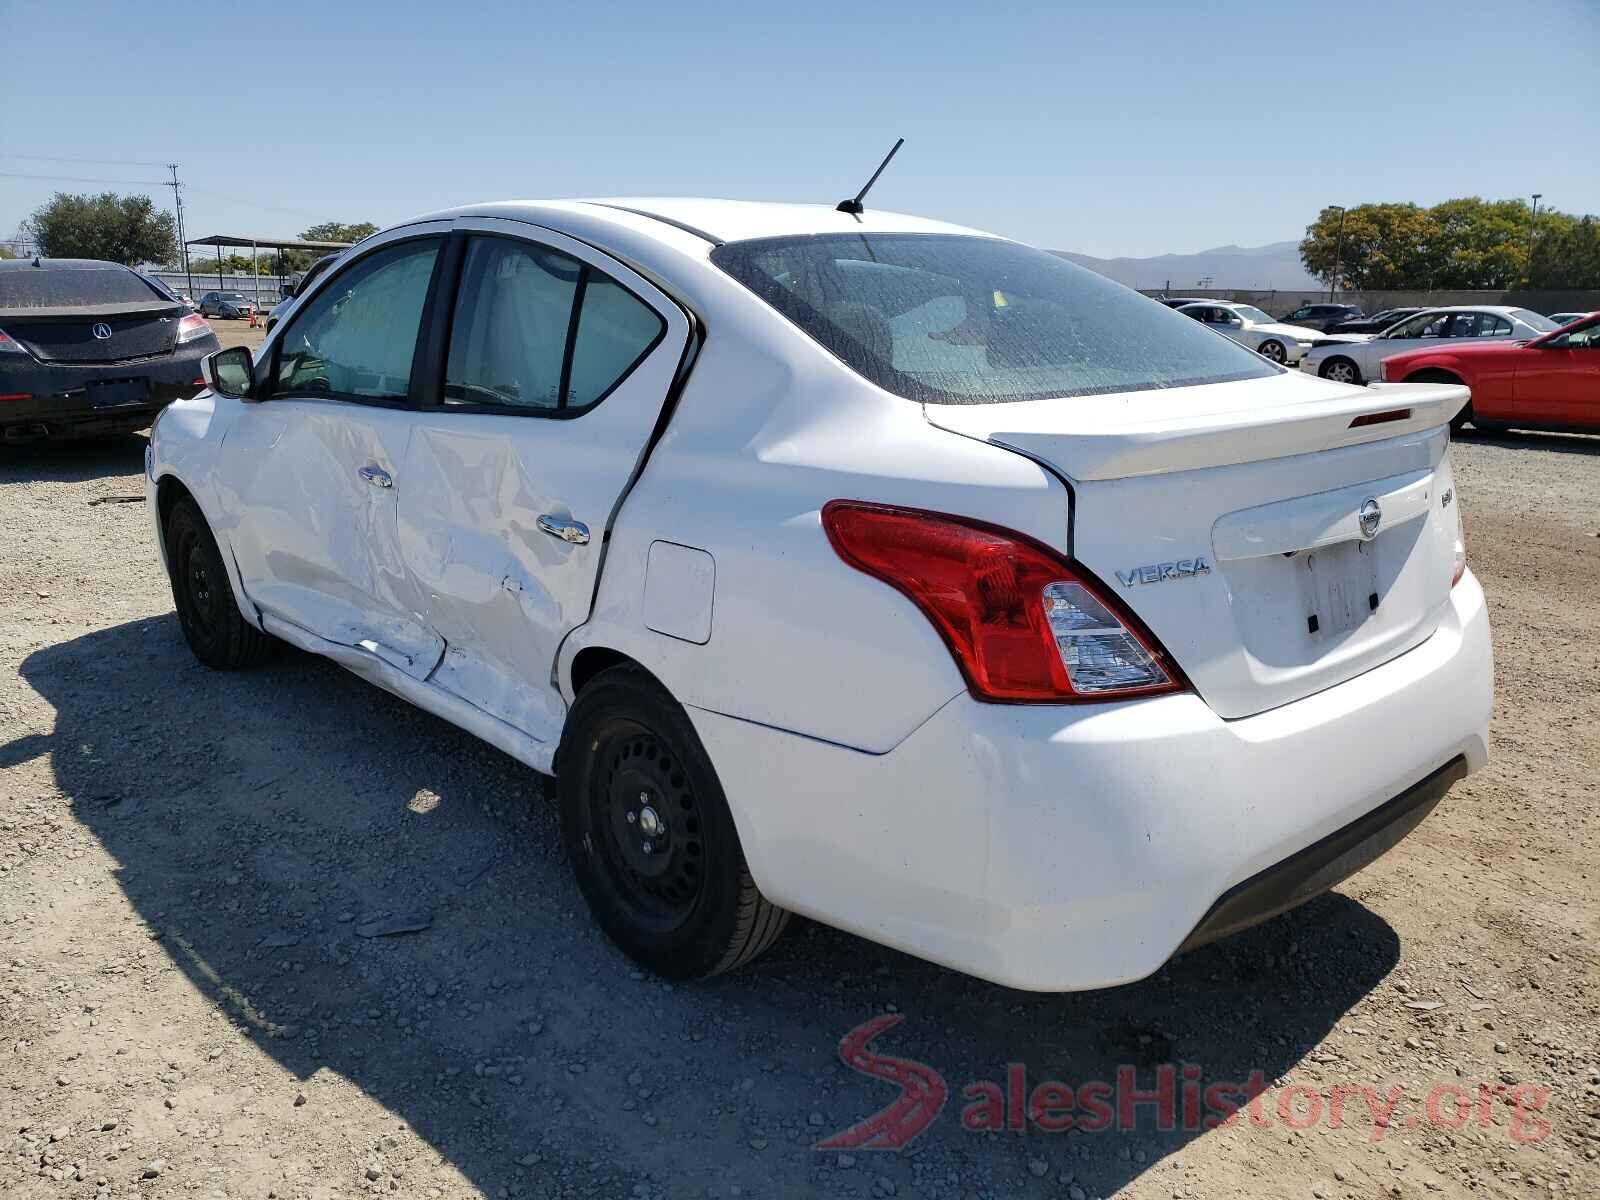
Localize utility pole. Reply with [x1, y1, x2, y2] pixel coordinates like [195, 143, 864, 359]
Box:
[1328, 205, 1347, 302]
[1526, 193, 1542, 287]
[166, 163, 193, 295]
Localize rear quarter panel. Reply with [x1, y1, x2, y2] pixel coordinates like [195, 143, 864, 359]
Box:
[560, 289, 1071, 756]
[1394, 350, 1516, 419]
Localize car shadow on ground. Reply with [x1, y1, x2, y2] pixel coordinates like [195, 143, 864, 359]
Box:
[1460, 425, 1600, 456]
[10, 615, 1402, 1199]
[0, 432, 149, 484]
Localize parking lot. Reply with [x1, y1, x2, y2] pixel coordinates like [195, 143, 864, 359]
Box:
[1, 391, 1596, 1198]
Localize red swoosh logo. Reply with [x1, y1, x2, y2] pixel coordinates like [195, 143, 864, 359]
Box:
[814, 1014, 947, 1150]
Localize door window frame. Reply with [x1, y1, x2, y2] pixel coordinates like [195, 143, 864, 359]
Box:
[424, 229, 670, 421]
[263, 231, 449, 411]
[255, 216, 692, 418]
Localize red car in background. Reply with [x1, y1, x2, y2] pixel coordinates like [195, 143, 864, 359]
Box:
[1380, 313, 1600, 434]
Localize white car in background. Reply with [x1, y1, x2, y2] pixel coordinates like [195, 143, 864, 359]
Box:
[1301, 305, 1559, 385]
[146, 198, 1492, 991]
[1175, 301, 1318, 364]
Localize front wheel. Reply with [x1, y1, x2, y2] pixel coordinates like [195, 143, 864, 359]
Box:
[1257, 339, 1287, 364]
[165, 497, 277, 670]
[1320, 356, 1363, 386]
[558, 664, 791, 979]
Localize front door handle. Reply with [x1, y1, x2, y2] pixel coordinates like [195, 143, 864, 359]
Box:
[358, 464, 392, 489]
[537, 514, 590, 545]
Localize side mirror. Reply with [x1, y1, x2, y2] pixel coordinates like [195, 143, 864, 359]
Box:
[1227, 316, 1244, 328]
[202, 346, 257, 400]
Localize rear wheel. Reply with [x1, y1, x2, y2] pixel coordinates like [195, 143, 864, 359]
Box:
[1257, 339, 1287, 364]
[1320, 356, 1362, 386]
[165, 497, 276, 670]
[558, 664, 790, 979]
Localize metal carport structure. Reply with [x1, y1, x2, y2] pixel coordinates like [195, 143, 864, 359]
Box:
[182, 234, 353, 306]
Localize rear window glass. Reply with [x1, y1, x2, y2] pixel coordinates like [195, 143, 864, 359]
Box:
[0, 266, 166, 309]
[1509, 308, 1558, 332]
[710, 234, 1277, 404]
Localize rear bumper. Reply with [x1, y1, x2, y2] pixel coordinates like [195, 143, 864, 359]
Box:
[1178, 754, 1465, 952]
[0, 343, 214, 440]
[689, 572, 1492, 991]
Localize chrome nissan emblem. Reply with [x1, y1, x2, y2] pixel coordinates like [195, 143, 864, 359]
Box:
[1358, 498, 1382, 539]
[91, 322, 113, 340]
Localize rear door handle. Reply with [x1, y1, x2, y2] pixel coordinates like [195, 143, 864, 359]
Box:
[358, 465, 392, 489]
[537, 514, 590, 545]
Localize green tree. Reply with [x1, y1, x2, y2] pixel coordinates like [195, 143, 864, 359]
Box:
[1300, 197, 1600, 290]
[189, 253, 285, 276]
[300, 221, 377, 246]
[1300, 203, 1438, 289]
[24, 192, 177, 265]
[1428, 198, 1530, 288]
[1529, 214, 1600, 288]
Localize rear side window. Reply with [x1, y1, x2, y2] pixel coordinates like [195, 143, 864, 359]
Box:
[444, 236, 665, 414]
[272, 240, 440, 401]
[1509, 308, 1558, 332]
[0, 266, 166, 309]
[711, 234, 1276, 404]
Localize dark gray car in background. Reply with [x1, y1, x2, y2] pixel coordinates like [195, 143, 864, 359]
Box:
[0, 258, 219, 442]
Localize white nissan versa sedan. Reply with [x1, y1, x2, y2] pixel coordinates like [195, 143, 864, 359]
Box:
[145, 199, 1493, 991]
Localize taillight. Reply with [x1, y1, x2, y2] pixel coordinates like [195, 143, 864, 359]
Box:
[821, 501, 1185, 703]
[0, 327, 31, 356]
[175, 313, 212, 344]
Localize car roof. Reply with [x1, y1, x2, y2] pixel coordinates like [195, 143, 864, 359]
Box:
[415, 197, 996, 246]
[1412, 305, 1526, 315]
[0, 257, 134, 273]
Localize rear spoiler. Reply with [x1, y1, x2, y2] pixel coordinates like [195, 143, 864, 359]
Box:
[924, 380, 1470, 482]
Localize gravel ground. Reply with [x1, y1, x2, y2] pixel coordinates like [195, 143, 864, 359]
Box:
[2, 377, 1597, 1200]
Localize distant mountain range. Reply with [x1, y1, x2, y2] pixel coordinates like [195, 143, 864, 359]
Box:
[1054, 240, 1320, 292]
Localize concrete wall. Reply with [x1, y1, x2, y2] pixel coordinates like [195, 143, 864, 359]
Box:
[1139, 287, 1600, 318]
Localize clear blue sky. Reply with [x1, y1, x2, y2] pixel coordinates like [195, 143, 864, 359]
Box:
[5, 0, 1596, 258]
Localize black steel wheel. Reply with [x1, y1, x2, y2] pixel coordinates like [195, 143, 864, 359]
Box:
[165, 496, 276, 670]
[559, 664, 790, 979]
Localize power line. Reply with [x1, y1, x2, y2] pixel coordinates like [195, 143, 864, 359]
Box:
[183, 185, 326, 220]
[0, 170, 169, 186]
[0, 152, 170, 168]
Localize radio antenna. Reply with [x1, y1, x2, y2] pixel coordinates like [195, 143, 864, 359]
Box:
[836, 138, 905, 215]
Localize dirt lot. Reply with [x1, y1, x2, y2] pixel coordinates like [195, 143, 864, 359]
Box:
[2, 359, 1597, 1199]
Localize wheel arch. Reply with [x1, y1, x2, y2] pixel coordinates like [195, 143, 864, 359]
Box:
[153, 469, 262, 631]
[155, 472, 197, 539]
[1400, 366, 1466, 386]
[569, 645, 648, 697]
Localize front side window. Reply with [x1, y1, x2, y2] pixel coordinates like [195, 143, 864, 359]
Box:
[712, 234, 1277, 404]
[1548, 320, 1600, 349]
[272, 240, 439, 401]
[444, 236, 665, 413]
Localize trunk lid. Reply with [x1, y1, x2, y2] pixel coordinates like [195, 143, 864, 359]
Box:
[925, 373, 1468, 718]
[0, 301, 183, 364]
